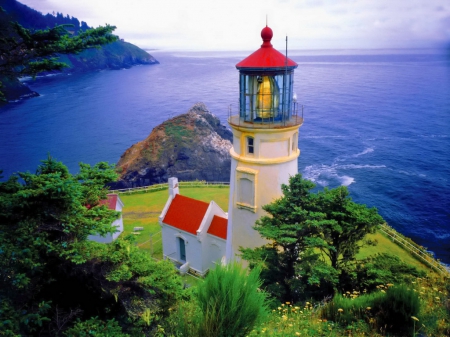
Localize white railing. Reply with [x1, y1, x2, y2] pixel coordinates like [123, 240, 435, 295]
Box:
[379, 223, 449, 276]
[109, 181, 229, 194]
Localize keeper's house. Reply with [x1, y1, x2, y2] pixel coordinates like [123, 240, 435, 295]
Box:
[88, 194, 124, 243]
[159, 178, 228, 276]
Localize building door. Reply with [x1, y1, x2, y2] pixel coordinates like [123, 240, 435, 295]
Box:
[178, 238, 186, 262]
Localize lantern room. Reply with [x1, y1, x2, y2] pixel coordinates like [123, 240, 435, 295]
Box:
[232, 25, 300, 126]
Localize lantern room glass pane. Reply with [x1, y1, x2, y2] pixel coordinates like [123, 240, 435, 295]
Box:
[239, 72, 294, 123]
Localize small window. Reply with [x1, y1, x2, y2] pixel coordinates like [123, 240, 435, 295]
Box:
[247, 137, 254, 154]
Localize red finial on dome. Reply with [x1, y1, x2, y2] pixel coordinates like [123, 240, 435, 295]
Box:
[261, 26, 273, 47]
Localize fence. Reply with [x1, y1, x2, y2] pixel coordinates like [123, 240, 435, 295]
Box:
[109, 181, 229, 195]
[379, 223, 449, 276]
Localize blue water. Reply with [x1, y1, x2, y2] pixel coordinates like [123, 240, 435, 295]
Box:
[1, 48, 449, 264]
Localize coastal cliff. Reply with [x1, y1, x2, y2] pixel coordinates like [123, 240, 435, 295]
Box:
[113, 103, 232, 188]
[0, 0, 158, 104]
[56, 40, 159, 72]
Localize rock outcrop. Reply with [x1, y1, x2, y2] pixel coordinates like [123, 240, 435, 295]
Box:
[113, 103, 232, 188]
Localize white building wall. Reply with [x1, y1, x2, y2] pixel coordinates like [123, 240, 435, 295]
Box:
[161, 225, 204, 274]
[226, 125, 301, 261]
[88, 196, 124, 244]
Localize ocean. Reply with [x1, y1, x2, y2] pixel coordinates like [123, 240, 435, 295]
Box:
[0, 48, 449, 264]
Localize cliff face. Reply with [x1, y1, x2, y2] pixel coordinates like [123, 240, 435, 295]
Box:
[114, 103, 232, 188]
[57, 41, 159, 72]
[0, 0, 158, 104]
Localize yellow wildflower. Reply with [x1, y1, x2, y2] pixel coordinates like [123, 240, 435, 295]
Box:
[411, 316, 419, 322]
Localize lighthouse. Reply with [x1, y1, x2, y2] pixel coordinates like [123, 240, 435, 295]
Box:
[225, 25, 303, 261]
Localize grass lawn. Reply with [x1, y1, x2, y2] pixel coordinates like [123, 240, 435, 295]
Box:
[357, 231, 433, 274]
[118, 186, 437, 276]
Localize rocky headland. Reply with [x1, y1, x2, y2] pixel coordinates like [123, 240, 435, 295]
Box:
[0, 0, 158, 104]
[112, 103, 232, 188]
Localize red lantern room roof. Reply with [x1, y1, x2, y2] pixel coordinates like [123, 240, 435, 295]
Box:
[236, 25, 298, 71]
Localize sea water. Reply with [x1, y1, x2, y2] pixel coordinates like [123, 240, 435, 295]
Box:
[0, 48, 449, 264]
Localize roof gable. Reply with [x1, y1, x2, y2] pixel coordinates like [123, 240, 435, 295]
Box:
[207, 215, 228, 240]
[99, 194, 119, 210]
[163, 194, 209, 235]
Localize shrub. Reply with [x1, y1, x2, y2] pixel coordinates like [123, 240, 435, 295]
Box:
[321, 292, 384, 326]
[178, 262, 269, 337]
[373, 284, 421, 336]
[64, 317, 128, 336]
[345, 253, 426, 292]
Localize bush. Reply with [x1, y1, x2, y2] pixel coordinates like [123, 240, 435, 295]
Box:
[322, 284, 421, 335]
[64, 317, 128, 336]
[374, 284, 420, 335]
[176, 262, 269, 337]
[321, 292, 384, 326]
[343, 253, 426, 292]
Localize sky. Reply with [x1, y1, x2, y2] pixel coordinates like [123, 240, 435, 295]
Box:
[18, 0, 450, 51]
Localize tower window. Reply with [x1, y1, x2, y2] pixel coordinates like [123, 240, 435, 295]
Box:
[235, 167, 258, 212]
[247, 136, 254, 154]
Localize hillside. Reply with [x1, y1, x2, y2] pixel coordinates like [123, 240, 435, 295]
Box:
[0, 0, 158, 103]
[113, 103, 232, 188]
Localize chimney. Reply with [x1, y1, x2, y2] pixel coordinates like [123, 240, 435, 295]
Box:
[168, 177, 179, 198]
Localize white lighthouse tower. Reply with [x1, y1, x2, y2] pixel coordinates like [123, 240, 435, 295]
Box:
[225, 25, 303, 261]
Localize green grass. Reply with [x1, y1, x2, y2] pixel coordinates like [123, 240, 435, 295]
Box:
[118, 186, 437, 276]
[118, 187, 230, 259]
[357, 232, 433, 275]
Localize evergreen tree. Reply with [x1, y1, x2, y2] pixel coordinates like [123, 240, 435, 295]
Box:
[0, 6, 117, 100]
[0, 158, 184, 335]
[241, 174, 384, 302]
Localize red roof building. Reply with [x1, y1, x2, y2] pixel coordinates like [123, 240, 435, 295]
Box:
[208, 215, 228, 240]
[163, 195, 209, 235]
[159, 178, 228, 276]
[89, 194, 124, 243]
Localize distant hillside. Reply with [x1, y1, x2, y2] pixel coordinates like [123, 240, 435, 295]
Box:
[0, 0, 158, 103]
[0, 0, 90, 31]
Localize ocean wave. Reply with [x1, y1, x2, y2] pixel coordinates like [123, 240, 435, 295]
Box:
[340, 176, 355, 186]
[352, 147, 374, 157]
[302, 163, 385, 187]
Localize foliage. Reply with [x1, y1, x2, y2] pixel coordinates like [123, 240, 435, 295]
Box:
[322, 284, 421, 336]
[241, 174, 384, 302]
[64, 317, 128, 336]
[249, 301, 379, 337]
[344, 253, 426, 292]
[174, 263, 269, 337]
[320, 292, 383, 327]
[412, 275, 450, 336]
[0, 157, 184, 335]
[373, 284, 421, 335]
[0, 5, 117, 100]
